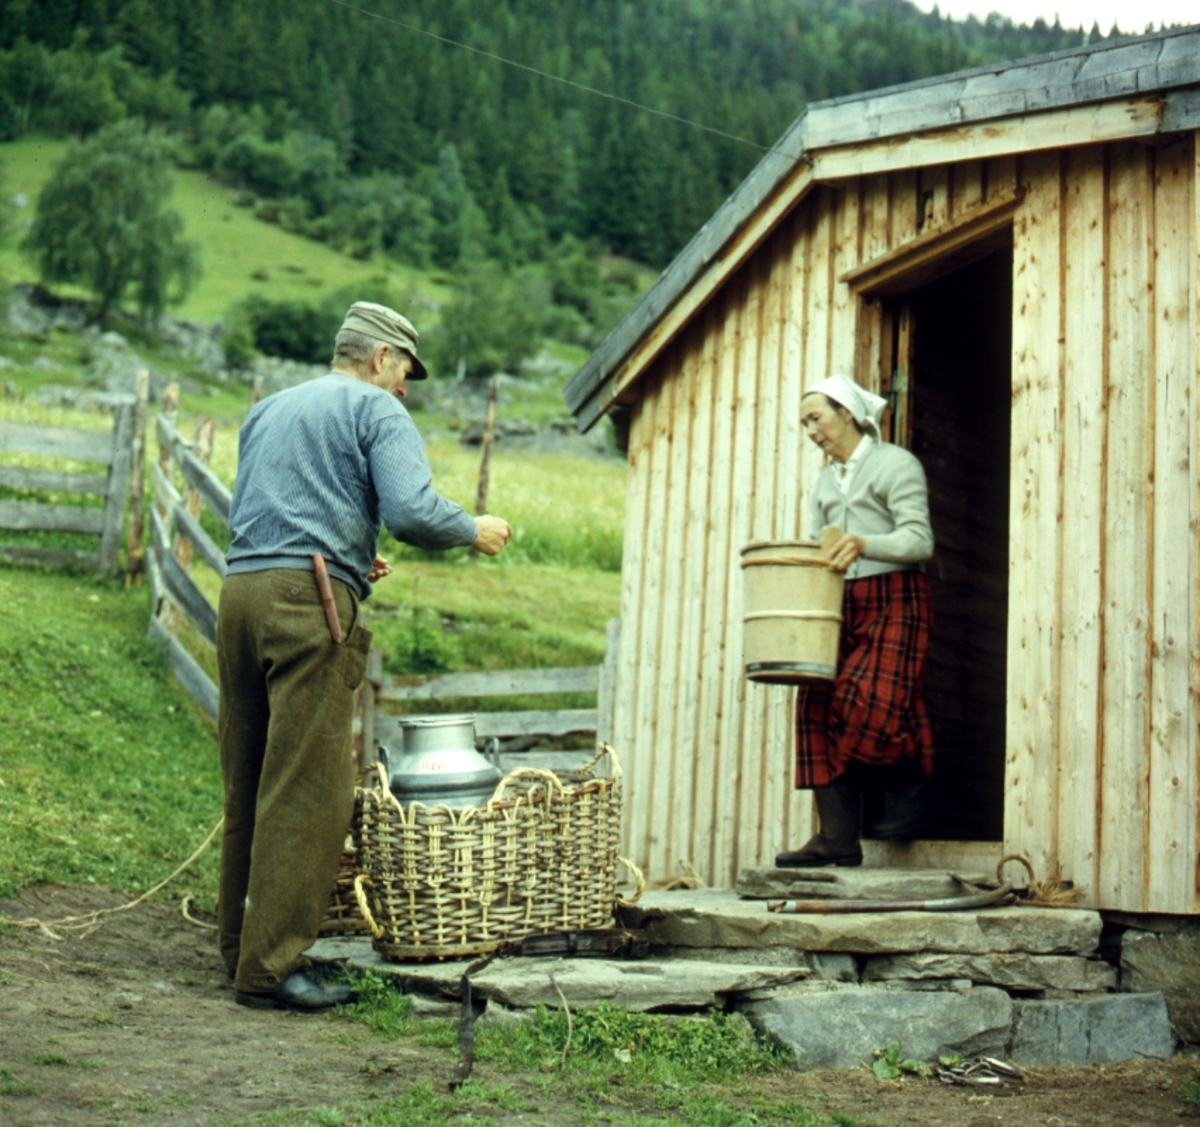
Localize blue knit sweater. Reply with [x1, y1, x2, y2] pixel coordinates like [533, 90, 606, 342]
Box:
[226, 374, 478, 598]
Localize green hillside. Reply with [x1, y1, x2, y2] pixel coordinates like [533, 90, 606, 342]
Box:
[1, 0, 1112, 273]
[1, 135, 449, 323]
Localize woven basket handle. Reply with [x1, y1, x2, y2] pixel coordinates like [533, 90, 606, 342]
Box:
[368, 759, 415, 814]
[488, 766, 565, 806]
[615, 855, 645, 906]
[580, 742, 623, 782]
[352, 874, 385, 940]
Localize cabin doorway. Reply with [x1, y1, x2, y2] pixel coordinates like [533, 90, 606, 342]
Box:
[869, 246, 1013, 842]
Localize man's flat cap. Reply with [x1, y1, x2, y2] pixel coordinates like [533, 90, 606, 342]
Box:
[340, 301, 428, 380]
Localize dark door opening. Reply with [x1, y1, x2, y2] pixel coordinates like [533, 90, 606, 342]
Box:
[868, 246, 1012, 843]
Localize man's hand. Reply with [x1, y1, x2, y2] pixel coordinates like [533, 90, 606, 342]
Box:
[826, 533, 866, 573]
[472, 515, 513, 556]
[367, 554, 393, 582]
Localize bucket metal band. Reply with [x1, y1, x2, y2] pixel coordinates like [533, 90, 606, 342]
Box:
[740, 556, 833, 569]
[746, 661, 837, 678]
[743, 610, 843, 623]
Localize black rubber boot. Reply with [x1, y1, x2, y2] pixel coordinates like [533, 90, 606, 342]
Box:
[865, 761, 927, 842]
[775, 776, 862, 868]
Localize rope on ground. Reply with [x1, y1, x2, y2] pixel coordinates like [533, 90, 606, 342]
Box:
[647, 859, 706, 892]
[1, 817, 224, 938]
[181, 893, 218, 931]
[998, 853, 1085, 908]
[551, 974, 573, 1068]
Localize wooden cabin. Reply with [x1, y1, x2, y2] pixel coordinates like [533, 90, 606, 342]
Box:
[565, 26, 1200, 914]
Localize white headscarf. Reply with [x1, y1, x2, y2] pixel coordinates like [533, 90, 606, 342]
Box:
[804, 374, 887, 440]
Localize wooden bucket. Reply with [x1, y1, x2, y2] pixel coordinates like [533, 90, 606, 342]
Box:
[740, 529, 845, 684]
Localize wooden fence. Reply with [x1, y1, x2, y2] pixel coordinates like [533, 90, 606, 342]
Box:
[146, 391, 228, 720]
[361, 618, 620, 771]
[145, 400, 617, 765]
[0, 403, 135, 573]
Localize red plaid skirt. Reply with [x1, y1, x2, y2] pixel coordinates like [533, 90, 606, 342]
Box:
[794, 569, 934, 789]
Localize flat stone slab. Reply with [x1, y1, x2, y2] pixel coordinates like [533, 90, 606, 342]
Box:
[862, 952, 1117, 992]
[308, 936, 380, 964]
[618, 889, 1101, 956]
[1121, 925, 1200, 1042]
[1011, 992, 1175, 1066]
[737, 867, 995, 901]
[740, 983, 1012, 1071]
[306, 935, 810, 1012]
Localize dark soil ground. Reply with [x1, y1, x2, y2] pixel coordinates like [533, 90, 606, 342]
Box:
[2, 884, 1197, 1127]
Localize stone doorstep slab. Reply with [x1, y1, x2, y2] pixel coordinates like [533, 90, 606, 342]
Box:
[740, 984, 1013, 1072]
[862, 952, 1117, 993]
[305, 936, 811, 1012]
[736, 866, 996, 901]
[617, 889, 1101, 956]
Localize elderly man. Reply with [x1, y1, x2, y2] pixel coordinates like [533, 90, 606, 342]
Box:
[217, 301, 512, 1011]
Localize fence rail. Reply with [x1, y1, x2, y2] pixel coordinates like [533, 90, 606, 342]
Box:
[0, 404, 135, 574]
[363, 618, 620, 772]
[145, 401, 620, 762]
[147, 399, 225, 718]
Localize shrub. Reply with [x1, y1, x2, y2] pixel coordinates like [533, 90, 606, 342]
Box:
[240, 295, 338, 364]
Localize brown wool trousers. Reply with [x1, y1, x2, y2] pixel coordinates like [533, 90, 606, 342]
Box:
[216, 568, 372, 995]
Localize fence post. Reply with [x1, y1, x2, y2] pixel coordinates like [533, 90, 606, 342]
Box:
[172, 415, 215, 577]
[597, 617, 620, 748]
[361, 647, 382, 770]
[157, 385, 181, 632]
[125, 369, 150, 587]
[97, 403, 135, 575]
[469, 376, 499, 559]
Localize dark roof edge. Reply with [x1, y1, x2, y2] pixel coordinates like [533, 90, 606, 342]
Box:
[562, 113, 807, 419]
[564, 24, 1200, 429]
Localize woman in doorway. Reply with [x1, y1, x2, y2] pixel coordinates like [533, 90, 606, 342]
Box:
[777, 373, 935, 868]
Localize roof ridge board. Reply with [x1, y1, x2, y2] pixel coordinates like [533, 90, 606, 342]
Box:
[806, 32, 1200, 149]
[806, 23, 1195, 115]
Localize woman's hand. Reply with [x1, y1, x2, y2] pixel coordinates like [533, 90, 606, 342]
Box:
[826, 534, 866, 573]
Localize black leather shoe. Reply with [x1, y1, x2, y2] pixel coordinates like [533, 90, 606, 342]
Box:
[235, 971, 355, 1013]
[775, 838, 863, 868]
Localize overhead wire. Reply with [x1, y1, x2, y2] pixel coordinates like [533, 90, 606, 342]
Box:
[324, 0, 795, 156]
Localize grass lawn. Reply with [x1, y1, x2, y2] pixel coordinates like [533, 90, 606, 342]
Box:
[0, 387, 625, 907]
[0, 565, 224, 901]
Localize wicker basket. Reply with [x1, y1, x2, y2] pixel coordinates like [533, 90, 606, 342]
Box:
[319, 840, 368, 935]
[352, 744, 642, 960]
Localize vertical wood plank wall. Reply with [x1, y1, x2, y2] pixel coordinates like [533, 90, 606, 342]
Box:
[613, 134, 1199, 911]
[1004, 136, 1198, 913]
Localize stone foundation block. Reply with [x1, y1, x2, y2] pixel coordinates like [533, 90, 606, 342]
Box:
[740, 984, 1012, 1071]
[1121, 925, 1200, 1043]
[1010, 992, 1175, 1066]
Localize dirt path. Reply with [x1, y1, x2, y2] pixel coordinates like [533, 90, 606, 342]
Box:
[2, 885, 1197, 1126]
